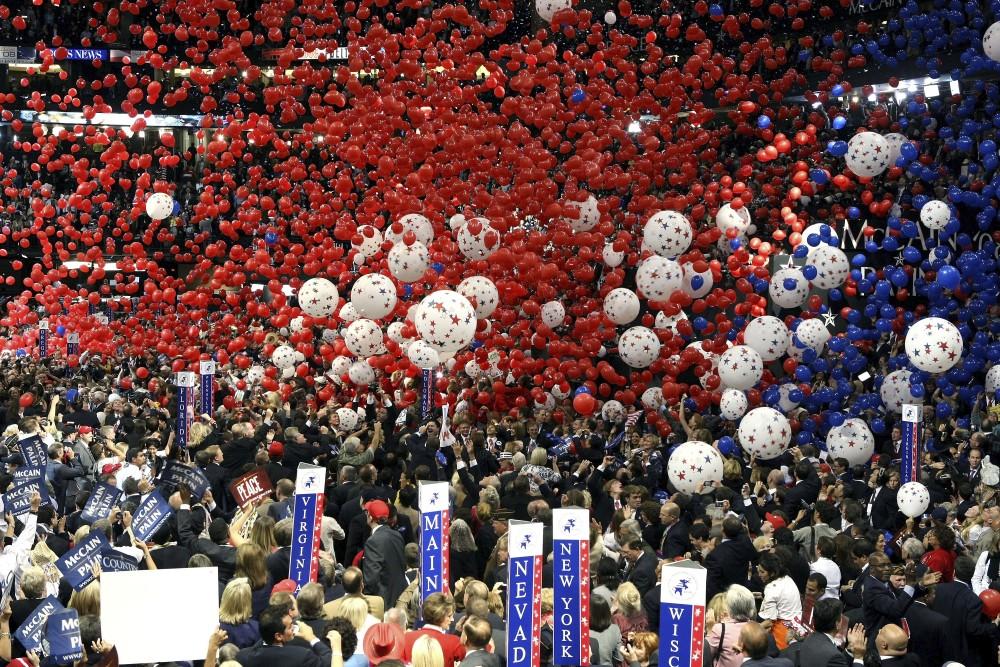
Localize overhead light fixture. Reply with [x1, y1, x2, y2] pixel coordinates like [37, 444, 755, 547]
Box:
[895, 90, 906, 103]
[924, 84, 939, 98]
[950, 80, 960, 95]
[627, 121, 641, 133]
[867, 94, 876, 102]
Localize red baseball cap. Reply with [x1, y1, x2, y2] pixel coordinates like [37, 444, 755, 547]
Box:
[271, 579, 298, 595]
[764, 512, 787, 531]
[78, 426, 93, 434]
[365, 500, 390, 520]
[267, 441, 284, 458]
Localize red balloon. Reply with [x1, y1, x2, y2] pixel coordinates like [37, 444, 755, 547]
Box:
[572, 393, 596, 416]
[981, 590, 1000, 620]
[18, 393, 33, 409]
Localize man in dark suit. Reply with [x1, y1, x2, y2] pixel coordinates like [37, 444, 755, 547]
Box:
[658, 502, 690, 559]
[621, 538, 658, 597]
[867, 470, 901, 531]
[236, 604, 332, 667]
[705, 517, 758, 600]
[361, 499, 407, 609]
[869, 624, 922, 667]
[958, 447, 984, 485]
[782, 599, 851, 667]
[459, 615, 501, 667]
[736, 622, 793, 667]
[930, 555, 1000, 667]
[326, 465, 360, 517]
[862, 552, 939, 642]
[782, 461, 821, 519]
[841, 540, 875, 611]
[902, 589, 947, 667]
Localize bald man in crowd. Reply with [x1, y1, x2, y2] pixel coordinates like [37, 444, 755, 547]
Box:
[737, 622, 793, 667]
[869, 625, 920, 667]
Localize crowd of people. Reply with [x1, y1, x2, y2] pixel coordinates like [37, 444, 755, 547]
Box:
[0, 352, 991, 667]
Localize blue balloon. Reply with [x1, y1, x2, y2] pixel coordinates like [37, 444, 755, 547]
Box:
[570, 88, 585, 104]
[55, 325, 66, 336]
[172, 200, 182, 215]
[936, 265, 961, 289]
[66, 388, 78, 403]
[691, 276, 704, 290]
[828, 141, 849, 157]
[832, 115, 847, 130]
[574, 386, 592, 396]
[264, 231, 278, 245]
[757, 115, 772, 129]
[432, 263, 444, 273]
[718, 436, 736, 455]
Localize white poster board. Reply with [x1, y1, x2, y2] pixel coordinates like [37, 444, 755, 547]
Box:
[101, 568, 219, 664]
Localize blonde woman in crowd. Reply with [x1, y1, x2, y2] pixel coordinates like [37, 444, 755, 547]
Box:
[612, 582, 649, 638]
[67, 580, 100, 617]
[218, 578, 260, 649]
[411, 634, 445, 667]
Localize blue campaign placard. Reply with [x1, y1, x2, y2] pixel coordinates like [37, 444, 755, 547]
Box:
[3, 479, 49, 516]
[80, 482, 122, 524]
[45, 609, 84, 664]
[12, 465, 44, 485]
[156, 460, 210, 500]
[55, 531, 109, 591]
[100, 549, 139, 573]
[131, 490, 173, 543]
[18, 435, 48, 469]
[14, 596, 64, 654]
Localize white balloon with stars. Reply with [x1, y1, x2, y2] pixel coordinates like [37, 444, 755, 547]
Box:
[644, 210, 692, 259]
[668, 441, 725, 494]
[618, 326, 661, 369]
[738, 407, 792, 459]
[904, 317, 964, 373]
[896, 481, 930, 518]
[845, 131, 891, 178]
[743, 316, 791, 362]
[826, 418, 875, 466]
[297, 277, 339, 318]
[718, 345, 764, 391]
[416, 290, 478, 352]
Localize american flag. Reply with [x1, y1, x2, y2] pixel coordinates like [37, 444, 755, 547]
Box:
[606, 411, 643, 451]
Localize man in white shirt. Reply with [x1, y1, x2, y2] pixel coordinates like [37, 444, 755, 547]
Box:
[811, 536, 842, 599]
[116, 447, 150, 490]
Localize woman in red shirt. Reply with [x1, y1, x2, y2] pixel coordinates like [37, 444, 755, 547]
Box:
[921, 525, 957, 582]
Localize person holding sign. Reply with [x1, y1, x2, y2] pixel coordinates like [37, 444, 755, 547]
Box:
[234, 603, 333, 667]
